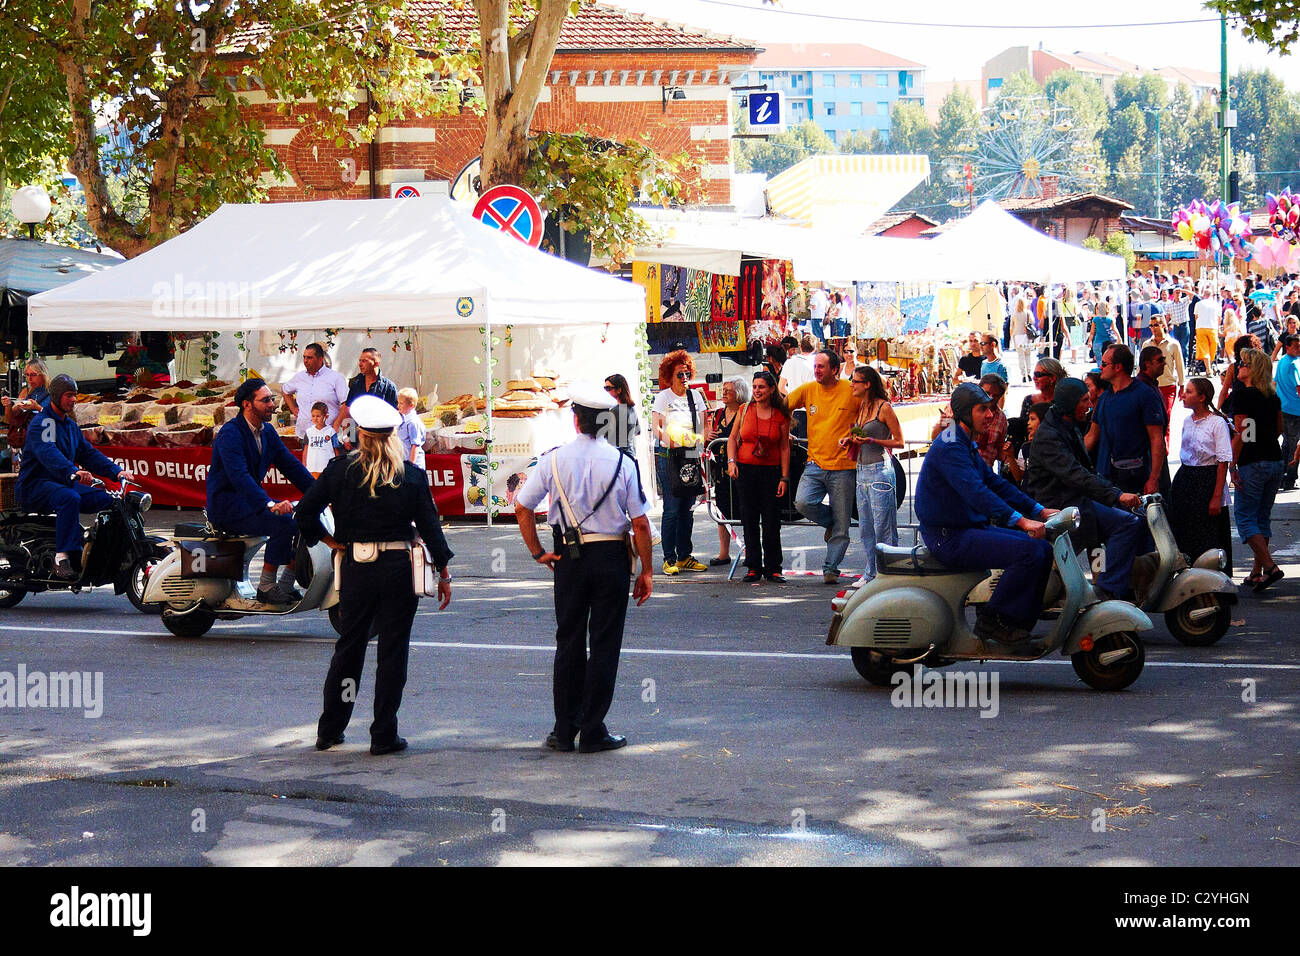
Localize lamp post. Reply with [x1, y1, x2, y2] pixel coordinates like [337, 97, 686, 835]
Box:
[1142, 107, 1162, 218]
[1220, 11, 1231, 202]
[9, 186, 52, 240]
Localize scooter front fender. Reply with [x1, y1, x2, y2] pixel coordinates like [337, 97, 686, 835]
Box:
[1063, 600, 1152, 655]
[1152, 567, 1238, 613]
[140, 550, 231, 607]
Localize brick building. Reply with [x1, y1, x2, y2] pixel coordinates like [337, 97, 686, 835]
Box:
[923, 177, 1131, 247]
[227, 2, 759, 208]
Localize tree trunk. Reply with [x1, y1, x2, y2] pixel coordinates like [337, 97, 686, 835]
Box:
[477, 0, 570, 191]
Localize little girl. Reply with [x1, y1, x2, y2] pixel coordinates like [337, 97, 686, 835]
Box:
[304, 401, 340, 477]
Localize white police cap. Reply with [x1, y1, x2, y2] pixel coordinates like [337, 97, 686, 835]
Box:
[568, 380, 618, 411]
[350, 394, 402, 433]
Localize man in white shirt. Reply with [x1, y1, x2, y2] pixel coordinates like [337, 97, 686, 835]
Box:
[1193, 287, 1221, 372]
[808, 287, 829, 339]
[282, 342, 350, 437]
[779, 333, 817, 396]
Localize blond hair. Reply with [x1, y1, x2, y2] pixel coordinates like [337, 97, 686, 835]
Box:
[353, 428, 406, 496]
[1240, 348, 1276, 401]
[398, 387, 418, 406]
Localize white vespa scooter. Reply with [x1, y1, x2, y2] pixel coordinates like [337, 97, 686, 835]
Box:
[142, 512, 339, 638]
[1135, 494, 1237, 646]
[827, 507, 1152, 691]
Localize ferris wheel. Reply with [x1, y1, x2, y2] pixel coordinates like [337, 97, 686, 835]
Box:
[941, 93, 1100, 205]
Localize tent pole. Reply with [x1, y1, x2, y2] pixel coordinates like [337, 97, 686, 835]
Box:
[485, 317, 493, 528]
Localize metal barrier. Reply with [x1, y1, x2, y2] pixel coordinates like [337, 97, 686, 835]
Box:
[696, 436, 935, 579]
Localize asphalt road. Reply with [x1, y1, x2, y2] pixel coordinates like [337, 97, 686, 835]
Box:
[0, 491, 1297, 866]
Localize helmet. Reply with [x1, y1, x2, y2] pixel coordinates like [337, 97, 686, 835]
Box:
[48, 373, 78, 405]
[949, 382, 994, 428]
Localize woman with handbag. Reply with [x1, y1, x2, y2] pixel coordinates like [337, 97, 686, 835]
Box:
[3, 357, 49, 467]
[727, 371, 790, 583]
[651, 350, 712, 575]
[708, 376, 747, 566]
[840, 365, 902, 582]
[295, 395, 453, 756]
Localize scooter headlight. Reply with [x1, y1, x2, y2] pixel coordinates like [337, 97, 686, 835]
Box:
[127, 490, 152, 513]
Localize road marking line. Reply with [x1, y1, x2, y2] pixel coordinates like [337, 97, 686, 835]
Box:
[2, 624, 1298, 669]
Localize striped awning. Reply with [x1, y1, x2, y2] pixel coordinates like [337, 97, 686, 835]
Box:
[766, 154, 930, 231]
[0, 238, 120, 296]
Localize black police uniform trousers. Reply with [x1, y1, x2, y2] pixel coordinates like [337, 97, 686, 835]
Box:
[318, 550, 419, 746]
[552, 540, 631, 745]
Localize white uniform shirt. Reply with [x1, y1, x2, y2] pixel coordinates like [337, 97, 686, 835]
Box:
[780, 353, 815, 393]
[282, 366, 349, 436]
[1194, 298, 1221, 330]
[517, 435, 645, 536]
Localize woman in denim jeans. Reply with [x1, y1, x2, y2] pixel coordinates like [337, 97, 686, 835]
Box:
[1230, 349, 1286, 592]
[651, 350, 712, 575]
[840, 365, 903, 581]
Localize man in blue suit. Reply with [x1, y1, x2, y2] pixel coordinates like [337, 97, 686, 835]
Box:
[208, 378, 314, 604]
[17, 374, 137, 579]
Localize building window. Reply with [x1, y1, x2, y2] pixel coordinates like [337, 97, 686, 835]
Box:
[823, 102, 835, 116]
[791, 73, 804, 88]
[878, 101, 889, 116]
[876, 73, 888, 87]
[823, 73, 835, 88]
[850, 73, 862, 87]
[850, 102, 862, 116]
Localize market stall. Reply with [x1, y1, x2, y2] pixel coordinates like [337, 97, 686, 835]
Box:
[28, 198, 647, 517]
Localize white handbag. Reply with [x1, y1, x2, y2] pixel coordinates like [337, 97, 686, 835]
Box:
[410, 537, 441, 598]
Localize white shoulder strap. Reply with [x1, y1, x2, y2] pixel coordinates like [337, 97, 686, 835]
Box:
[550, 452, 580, 531]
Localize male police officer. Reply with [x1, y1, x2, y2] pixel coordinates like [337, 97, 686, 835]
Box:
[515, 382, 653, 753]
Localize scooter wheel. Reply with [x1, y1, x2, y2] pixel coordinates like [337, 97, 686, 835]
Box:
[1165, 595, 1231, 646]
[850, 647, 911, 686]
[1071, 631, 1145, 690]
[0, 587, 27, 609]
[161, 607, 215, 639]
[123, 557, 161, 614]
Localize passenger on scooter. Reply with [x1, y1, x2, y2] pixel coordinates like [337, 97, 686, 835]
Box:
[915, 383, 1059, 643]
[1023, 378, 1143, 602]
[16, 374, 137, 580]
[207, 378, 315, 605]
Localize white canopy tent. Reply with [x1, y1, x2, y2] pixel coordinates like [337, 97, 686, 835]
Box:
[28, 198, 649, 521]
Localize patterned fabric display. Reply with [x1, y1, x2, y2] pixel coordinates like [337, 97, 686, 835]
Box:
[632, 262, 661, 325]
[761, 259, 788, 322]
[856, 281, 901, 338]
[682, 269, 711, 323]
[738, 260, 763, 323]
[711, 273, 738, 322]
[660, 264, 687, 321]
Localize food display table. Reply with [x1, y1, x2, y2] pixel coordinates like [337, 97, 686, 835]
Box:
[96, 445, 539, 517]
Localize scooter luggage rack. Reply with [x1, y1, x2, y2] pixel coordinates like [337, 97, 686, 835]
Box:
[701, 437, 932, 581]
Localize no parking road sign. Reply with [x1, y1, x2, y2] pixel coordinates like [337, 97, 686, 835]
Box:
[472, 185, 544, 248]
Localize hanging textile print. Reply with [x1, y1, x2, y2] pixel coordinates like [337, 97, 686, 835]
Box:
[698, 321, 747, 353]
[660, 264, 687, 321]
[711, 273, 738, 322]
[900, 294, 937, 333]
[645, 321, 701, 355]
[682, 268, 712, 323]
[739, 260, 763, 323]
[632, 262, 661, 325]
[855, 281, 901, 338]
[761, 259, 788, 322]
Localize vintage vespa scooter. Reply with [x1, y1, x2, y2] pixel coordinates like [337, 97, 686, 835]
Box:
[141, 510, 339, 638]
[1134, 494, 1237, 646]
[827, 507, 1152, 691]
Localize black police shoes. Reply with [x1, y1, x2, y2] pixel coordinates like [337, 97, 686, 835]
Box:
[578, 733, 628, 753]
[544, 732, 576, 752]
[369, 737, 408, 756]
[314, 733, 345, 751]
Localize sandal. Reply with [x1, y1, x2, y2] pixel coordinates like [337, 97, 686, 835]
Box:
[1253, 566, 1284, 592]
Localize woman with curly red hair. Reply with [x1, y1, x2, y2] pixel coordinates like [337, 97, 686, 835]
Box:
[651, 350, 712, 574]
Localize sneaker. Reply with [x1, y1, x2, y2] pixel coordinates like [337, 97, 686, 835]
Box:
[676, 557, 708, 572]
[765, 571, 785, 583]
[256, 583, 302, 605]
[742, 570, 762, 583]
[662, 560, 680, 576]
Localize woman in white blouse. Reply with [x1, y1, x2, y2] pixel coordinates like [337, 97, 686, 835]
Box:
[1168, 377, 1234, 575]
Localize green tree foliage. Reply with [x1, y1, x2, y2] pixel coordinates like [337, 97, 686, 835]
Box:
[887, 101, 934, 155]
[838, 130, 884, 154]
[1209, 1, 1300, 55]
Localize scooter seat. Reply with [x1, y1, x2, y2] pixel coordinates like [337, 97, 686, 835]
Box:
[876, 543, 953, 574]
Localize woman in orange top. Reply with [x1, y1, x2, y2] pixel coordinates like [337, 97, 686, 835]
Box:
[727, 370, 791, 583]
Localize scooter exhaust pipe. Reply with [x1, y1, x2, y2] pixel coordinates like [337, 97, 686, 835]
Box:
[1186, 605, 1220, 622]
[893, 644, 936, 665]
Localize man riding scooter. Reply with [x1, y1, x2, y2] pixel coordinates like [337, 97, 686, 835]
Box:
[916, 383, 1059, 644]
[1023, 378, 1144, 602]
[17, 374, 137, 580]
[207, 378, 315, 605]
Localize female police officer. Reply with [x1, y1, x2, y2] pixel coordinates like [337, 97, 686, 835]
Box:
[296, 395, 453, 755]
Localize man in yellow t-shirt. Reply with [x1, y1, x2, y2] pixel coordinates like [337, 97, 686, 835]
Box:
[788, 350, 859, 583]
